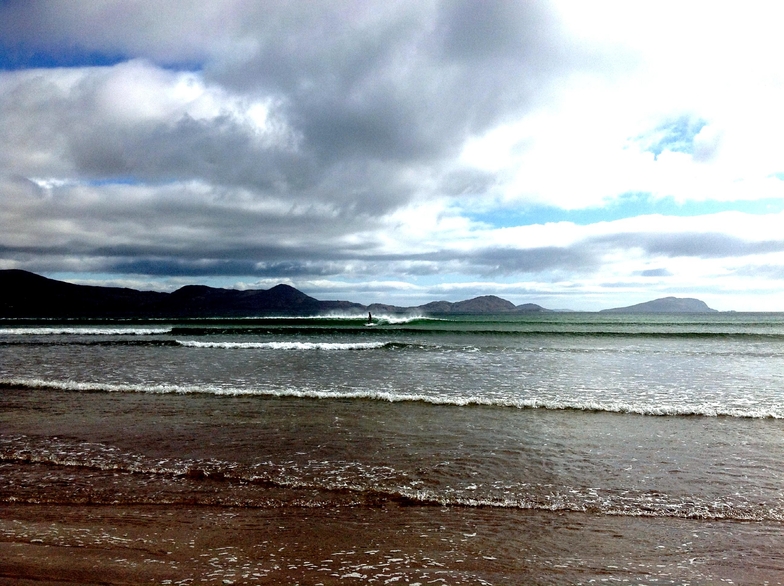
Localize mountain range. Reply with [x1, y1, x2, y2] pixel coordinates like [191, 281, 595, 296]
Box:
[0, 270, 549, 318]
[0, 270, 718, 317]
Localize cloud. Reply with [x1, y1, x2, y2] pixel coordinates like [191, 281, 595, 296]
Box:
[593, 232, 784, 259]
[468, 245, 597, 276]
[0, 1, 591, 285]
[0, 1, 573, 166]
[638, 268, 671, 277]
[0, 0, 577, 218]
[0, 0, 232, 65]
[638, 116, 707, 160]
[732, 264, 784, 281]
[3, 2, 784, 309]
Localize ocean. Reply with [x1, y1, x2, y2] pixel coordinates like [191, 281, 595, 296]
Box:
[2, 312, 784, 584]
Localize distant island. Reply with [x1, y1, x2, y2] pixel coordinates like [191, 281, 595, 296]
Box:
[601, 297, 717, 313]
[0, 270, 549, 318]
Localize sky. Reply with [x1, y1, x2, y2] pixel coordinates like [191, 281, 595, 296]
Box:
[2, 1, 784, 311]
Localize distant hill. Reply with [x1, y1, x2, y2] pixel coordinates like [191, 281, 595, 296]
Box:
[0, 270, 360, 318]
[515, 303, 550, 313]
[420, 295, 516, 314]
[601, 296, 717, 313]
[415, 297, 549, 315]
[0, 270, 168, 317]
[0, 270, 552, 318]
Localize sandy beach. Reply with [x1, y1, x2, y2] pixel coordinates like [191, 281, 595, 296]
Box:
[0, 502, 528, 585]
[3, 501, 784, 584]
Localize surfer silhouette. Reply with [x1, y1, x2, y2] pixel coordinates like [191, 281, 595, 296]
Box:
[367, 312, 372, 324]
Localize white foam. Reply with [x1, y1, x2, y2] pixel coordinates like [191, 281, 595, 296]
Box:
[0, 327, 172, 335]
[373, 314, 441, 325]
[268, 314, 442, 323]
[2, 377, 782, 418]
[5, 433, 783, 522]
[390, 487, 784, 522]
[176, 340, 389, 350]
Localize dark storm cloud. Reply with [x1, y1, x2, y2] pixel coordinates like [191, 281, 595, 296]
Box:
[109, 259, 342, 278]
[0, 0, 226, 65]
[427, 232, 784, 281]
[0, 171, 384, 273]
[1, 0, 692, 297]
[0, 1, 575, 212]
[468, 245, 598, 275]
[439, 168, 498, 196]
[593, 232, 784, 258]
[0, 0, 571, 163]
[71, 113, 315, 196]
[347, 244, 601, 279]
[0, 65, 319, 204]
[196, 1, 569, 167]
[0, 0, 587, 281]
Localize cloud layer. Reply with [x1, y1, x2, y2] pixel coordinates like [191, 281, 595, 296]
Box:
[2, 1, 784, 309]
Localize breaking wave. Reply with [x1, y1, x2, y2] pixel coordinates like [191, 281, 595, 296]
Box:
[0, 327, 172, 336]
[2, 377, 782, 419]
[176, 340, 393, 350]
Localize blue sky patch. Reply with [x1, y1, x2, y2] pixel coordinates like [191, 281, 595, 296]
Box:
[465, 193, 784, 228]
[0, 43, 128, 70]
[86, 177, 145, 187]
[0, 43, 202, 72]
[641, 115, 707, 159]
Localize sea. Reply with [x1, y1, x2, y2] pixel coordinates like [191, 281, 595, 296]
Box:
[2, 312, 784, 584]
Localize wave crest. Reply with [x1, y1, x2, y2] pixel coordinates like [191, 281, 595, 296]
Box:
[176, 340, 391, 350]
[0, 327, 172, 336]
[1, 377, 782, 419]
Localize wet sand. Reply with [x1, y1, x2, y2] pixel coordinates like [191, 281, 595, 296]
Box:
[3, 502, 784, 585]
[1, 503, 512, 585]
[3, 380, 784, 584]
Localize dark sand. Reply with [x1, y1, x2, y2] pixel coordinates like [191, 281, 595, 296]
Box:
[3, 502, 784, 585]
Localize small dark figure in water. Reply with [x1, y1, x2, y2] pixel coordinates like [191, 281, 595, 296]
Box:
[368, 312, 372, 324]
